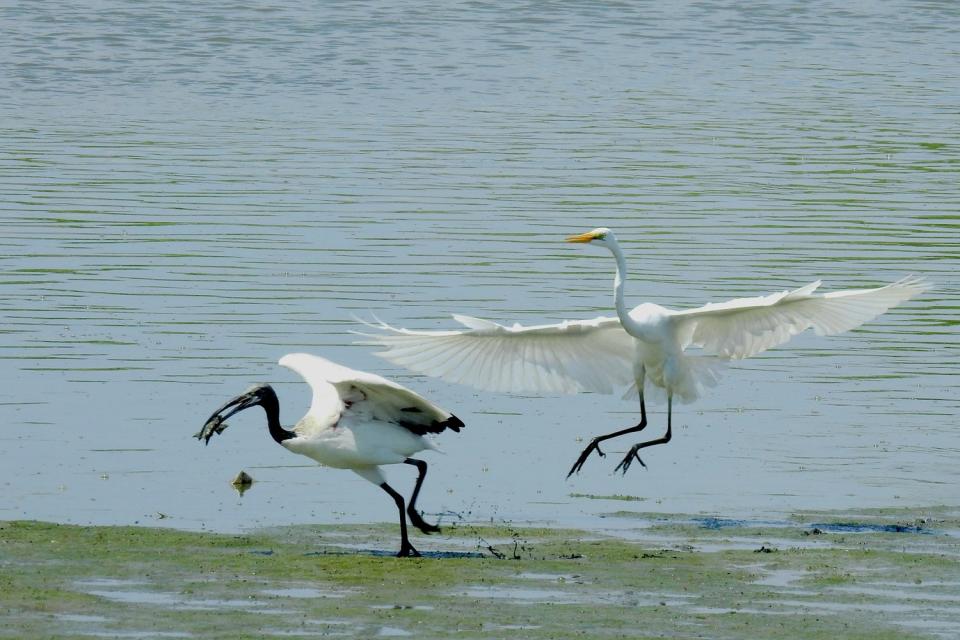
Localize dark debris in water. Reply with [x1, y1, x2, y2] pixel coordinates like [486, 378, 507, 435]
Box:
[231, 470, 253, 487]
[692, 517, 749, 530]
[690, 516, 933, 536]
[810, 522, 931, 535]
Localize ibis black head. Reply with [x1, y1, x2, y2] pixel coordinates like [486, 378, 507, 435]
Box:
[195, 383, 289, 445]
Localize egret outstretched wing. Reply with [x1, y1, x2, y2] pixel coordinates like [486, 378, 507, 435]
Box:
[358, 226, 932, 477]
[669, 276, 932, 359]
[355, 315, 636, 395]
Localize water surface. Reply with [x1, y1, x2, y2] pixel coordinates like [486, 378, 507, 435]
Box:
[0, 0, 956, 532]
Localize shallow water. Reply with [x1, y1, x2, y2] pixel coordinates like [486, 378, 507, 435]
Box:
[0, 0, 957, 533]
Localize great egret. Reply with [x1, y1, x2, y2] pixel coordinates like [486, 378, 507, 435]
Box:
[357, 228, 930, 477]
[196, 353, 464, 557]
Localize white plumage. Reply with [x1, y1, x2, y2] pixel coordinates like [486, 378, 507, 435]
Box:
[279, 353, 445, 477]
[361, 314, 634, 396]
[196, 353, 464, 557]
[357, 227, 931, 476]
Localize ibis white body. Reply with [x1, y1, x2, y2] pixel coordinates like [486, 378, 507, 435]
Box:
[278, 353, 449, 484]
[283, 415, 436, 474]
[198, 352, 464, 557]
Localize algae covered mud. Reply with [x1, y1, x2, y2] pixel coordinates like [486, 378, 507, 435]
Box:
[3, 506, 959, 639]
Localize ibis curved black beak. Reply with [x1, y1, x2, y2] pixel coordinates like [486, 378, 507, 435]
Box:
[195, 384, 271, 445]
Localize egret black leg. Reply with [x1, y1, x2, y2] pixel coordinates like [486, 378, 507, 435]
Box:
[615, 395, 672, 475]
[380, 482, 420, 557]
[403, 458, 440, 534]
[567, 393, 648, 478]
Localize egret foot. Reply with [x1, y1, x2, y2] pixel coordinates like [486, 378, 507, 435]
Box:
[613, 403, 671, 475]
[566, 415, 649, 478]
[567, 438, 607, 478]
[397, 543, 422, 558]
[614, 446, 648, 474]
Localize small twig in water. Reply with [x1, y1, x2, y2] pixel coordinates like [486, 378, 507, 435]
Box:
[475, 534, 506, 559]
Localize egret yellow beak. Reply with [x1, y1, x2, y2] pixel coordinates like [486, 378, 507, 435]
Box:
[565, 231, 599, 243]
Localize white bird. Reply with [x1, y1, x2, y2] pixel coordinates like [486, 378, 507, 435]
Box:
[357, 227, 931, 477]
[196, 353, 464, 557]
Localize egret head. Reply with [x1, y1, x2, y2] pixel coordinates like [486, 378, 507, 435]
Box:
[565, 227, 614, 246]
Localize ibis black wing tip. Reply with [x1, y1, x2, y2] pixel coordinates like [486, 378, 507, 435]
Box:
[396, 413, 465, 436]
[444, 414, 465, 433]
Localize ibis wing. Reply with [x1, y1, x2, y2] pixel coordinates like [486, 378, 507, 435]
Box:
[669, 276, 931, 359]
[355, 314, 636, 394]
[278, 353, 461, 435]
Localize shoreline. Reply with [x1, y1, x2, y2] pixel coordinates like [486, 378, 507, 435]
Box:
[3, 505, 958, 638]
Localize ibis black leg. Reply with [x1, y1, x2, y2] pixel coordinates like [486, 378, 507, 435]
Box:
[380, 482, 420, 557]
[567, 394, 648, 478]
[404, 458, 440, 534]
[615, 395, 672, 475]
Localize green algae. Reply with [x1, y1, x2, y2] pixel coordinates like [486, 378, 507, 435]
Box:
[569, 492, 648, 502]
[2, 507, 958, 639]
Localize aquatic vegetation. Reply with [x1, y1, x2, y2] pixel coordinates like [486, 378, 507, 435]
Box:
[2, 507, 958, 639]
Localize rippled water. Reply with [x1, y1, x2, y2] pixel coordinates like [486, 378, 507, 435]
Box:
[1, 0, 957, 532]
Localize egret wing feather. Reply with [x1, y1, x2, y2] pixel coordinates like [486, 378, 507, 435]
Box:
[670, 276, 932, 359]
[354, 315, 636, 394]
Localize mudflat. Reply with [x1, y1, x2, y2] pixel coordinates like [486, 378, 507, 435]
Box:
[3, 506, 958, 639]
